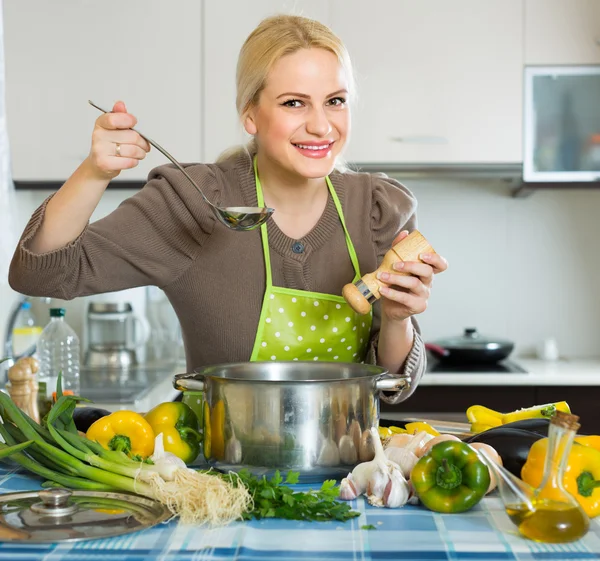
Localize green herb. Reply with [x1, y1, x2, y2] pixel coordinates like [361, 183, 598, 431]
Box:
[541, 405, 557, 417]
[361, 524, 376, 530]
[224, 469, 360, 522]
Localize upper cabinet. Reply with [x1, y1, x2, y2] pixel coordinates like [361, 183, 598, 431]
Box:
[202, 1, 330, 162]
[525, 0, 600, 65]
[4, 1, 202, 182]
[329, 0, 524, 164]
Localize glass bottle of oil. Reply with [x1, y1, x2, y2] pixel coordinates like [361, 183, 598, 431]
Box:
[478, 411, 590, 543]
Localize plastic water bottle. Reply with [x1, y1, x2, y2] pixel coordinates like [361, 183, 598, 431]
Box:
[37, 308, 80, 401]
[12, 301, 43, 356]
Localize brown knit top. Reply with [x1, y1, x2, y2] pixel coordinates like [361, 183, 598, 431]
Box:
[9, 150, 426, 403]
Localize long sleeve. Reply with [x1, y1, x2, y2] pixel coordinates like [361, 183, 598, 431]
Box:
[365, 173, 427, 404]
[9, 163, 217, 299]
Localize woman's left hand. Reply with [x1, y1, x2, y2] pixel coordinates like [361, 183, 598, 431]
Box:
[378, 230, 448, 322]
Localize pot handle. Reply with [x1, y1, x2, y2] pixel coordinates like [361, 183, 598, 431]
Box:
[173, 372, 204, 392]
[375, 375, 411, 392]
[424, 343, 450, 357]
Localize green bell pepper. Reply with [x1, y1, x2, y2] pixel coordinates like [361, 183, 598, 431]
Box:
[411, 440, 490, 513]
[144, 402, 202, 464]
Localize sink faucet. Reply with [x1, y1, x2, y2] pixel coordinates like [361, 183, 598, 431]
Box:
[3, 294, 51, 370]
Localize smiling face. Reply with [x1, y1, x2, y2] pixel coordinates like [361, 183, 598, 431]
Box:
[244, 48, 350, 180]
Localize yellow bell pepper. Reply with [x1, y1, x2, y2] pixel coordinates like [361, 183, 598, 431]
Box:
[575, 435, 600, 453]
[144, 402, 201, 464]
[378, 426, 393, 439]
[86, 410, 154, 459]
[404, 422, 440, 437]
[389, 426, 407, 434]
[466, 402, 570, 433]
[521, 439, 600, 518]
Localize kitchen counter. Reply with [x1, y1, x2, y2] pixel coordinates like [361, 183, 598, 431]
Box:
[421, 358, 600, 386]
[79, 360, 184, 413]
[1, 465, 600, 560]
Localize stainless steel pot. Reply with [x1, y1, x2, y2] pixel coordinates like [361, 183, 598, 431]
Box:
[173, 362, 410, 482]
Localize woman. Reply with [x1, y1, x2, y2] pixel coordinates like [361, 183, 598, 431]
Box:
[9, 15, 447, 403]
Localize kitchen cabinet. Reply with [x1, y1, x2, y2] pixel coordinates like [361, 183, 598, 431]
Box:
[3, 1, 202, 183]
[525, 0, 600, 65]
[202, 1, 330, 162]
[329, 0, 524, 164]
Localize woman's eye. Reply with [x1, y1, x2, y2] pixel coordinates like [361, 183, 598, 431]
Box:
[282, 99, 303, 108]
[328, 97, 346, 106]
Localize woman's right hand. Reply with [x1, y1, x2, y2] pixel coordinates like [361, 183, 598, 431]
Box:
[87, 100, 151, 180]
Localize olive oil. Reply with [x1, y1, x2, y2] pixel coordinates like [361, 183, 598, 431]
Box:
[506, 500, 590, 543]
[479, 412, 591, 545]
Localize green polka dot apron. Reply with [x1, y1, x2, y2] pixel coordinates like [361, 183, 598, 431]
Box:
[250, 158, 373, 363]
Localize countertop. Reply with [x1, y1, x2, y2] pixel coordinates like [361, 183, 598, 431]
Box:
[420, 358, 600, 386]
[79, 357, 600, 415]
[79, 360, 184, 413]
[2, 465, 600, 560]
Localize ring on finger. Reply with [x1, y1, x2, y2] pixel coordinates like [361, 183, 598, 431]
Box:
[115, 143, 121, 157]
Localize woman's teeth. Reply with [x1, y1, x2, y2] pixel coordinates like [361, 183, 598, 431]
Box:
[293, 143, 331, 151]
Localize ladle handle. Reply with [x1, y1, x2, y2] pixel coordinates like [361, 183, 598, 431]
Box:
[342, 230, 436, 315]
[88, 100, 213, 207]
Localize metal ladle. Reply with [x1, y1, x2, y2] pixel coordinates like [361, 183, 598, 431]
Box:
[88, 100, 274, 231]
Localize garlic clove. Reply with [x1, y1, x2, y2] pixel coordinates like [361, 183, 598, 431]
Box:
[383, 468, 410, 508]
[339, 473, 360, 500]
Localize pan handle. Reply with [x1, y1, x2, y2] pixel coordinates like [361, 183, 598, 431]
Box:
[173, 372, 205, 392]
[375, 375, 411, 392]
[424, 343, 450, 357]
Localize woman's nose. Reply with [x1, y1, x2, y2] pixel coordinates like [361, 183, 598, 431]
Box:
[306, 107, 332, 137]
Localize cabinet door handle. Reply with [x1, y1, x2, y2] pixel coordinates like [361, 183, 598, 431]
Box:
[391, 135, 449, 144]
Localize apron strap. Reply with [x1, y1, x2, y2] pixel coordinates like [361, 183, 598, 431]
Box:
[254, 157, 362, 287]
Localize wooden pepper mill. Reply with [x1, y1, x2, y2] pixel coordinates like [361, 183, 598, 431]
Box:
[7, 357, 40, 423]
[342, 230, 436, 315]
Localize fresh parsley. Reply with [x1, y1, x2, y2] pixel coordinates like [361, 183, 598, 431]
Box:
[361, 524, 376, 530]
[224, 469, 360, 522]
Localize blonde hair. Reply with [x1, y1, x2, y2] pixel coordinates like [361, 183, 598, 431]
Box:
[216, 14, 356, 172]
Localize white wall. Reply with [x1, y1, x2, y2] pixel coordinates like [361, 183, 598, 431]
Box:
[398, 177, 600, 359]
[2, 180, 600, 360]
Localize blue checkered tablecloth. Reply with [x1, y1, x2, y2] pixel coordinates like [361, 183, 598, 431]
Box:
[1, 465, 600, 561]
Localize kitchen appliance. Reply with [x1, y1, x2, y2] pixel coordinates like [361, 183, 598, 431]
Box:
[427, 359, 527, 374]
[523, 65, 600, 183]
[83, 301, 150, 368]
[174, 362, 410, 481]
[426, 328, 514, 364]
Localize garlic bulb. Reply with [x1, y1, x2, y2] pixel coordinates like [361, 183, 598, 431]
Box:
[339, 427, 409, 509]
[384, 430, 430, 477]
[384, 447, 418, 478]
[150, 433, 187, 469]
